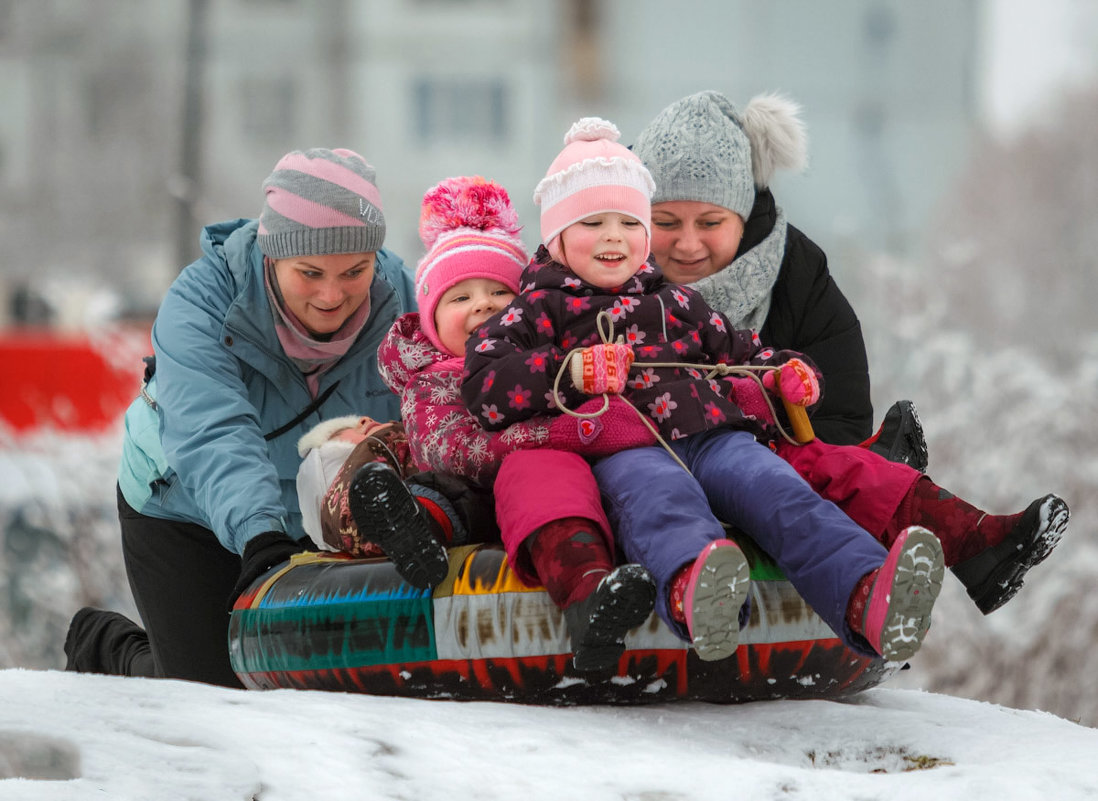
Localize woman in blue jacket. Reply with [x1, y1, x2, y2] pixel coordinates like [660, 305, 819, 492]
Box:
[65, 148, 416, 687]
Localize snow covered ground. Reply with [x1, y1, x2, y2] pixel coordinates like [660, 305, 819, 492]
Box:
[1, 669, 1096, 800]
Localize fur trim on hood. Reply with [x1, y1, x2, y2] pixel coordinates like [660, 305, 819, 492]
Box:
[296, 415, 368, 457]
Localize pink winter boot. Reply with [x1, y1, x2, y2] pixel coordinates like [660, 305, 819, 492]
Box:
[853, 525, 945, 661]
[673, 539, 750, 662]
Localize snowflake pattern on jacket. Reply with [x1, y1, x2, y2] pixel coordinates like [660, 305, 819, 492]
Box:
[461, 247, 815, 441]
[377, 312, 551, 484]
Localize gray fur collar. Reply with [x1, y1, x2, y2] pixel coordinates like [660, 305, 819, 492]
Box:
[690, 205, 787, 332]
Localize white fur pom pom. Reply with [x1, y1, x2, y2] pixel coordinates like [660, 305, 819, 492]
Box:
[564, 117, 621, 145]
[742, 94, 808, 188]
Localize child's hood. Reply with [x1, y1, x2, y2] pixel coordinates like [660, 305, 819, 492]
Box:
[296, 416, 367, 457]
[377, 312, 462, 394]
[520, 246, 666, 297]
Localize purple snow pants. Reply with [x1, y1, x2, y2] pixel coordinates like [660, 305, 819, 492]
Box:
[593, 429, 887, 656]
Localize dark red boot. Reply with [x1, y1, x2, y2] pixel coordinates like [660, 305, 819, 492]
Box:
[528, 518, 655, 673]
[885, 478, 1069, 614]
[952, 495, 1069, 614]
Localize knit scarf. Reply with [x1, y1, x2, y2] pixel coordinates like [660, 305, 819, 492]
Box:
[688, 205, 787, 332]
[264, 258, 371, 397]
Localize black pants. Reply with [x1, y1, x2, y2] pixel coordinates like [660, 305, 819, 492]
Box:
[99, 486, 244, 687]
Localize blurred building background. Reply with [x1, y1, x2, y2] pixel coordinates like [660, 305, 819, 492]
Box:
[4, 0, 1071, 327]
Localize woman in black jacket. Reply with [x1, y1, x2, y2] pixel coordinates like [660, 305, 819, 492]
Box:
[633, 90, 923, 463]
[630, 92, 1074, 616]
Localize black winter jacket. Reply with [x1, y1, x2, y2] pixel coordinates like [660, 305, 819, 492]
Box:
[747, 190, 873, 444]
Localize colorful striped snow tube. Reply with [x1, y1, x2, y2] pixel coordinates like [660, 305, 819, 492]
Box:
[229, 536, 898, 704]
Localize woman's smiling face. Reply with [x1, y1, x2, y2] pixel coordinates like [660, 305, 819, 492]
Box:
[272, 252, 376, 336]
[649, 201, 745, 284]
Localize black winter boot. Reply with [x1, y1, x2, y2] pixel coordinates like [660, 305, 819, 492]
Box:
[563, 564, 656, 673]
[952, 494, 1069, 614]
[349, 462, 450, 589]
[64, 607, 156, 677]
[868, 399, 929, 472]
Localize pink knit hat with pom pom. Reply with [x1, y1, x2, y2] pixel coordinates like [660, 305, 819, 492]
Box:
[415, 176, 529, 355]
[533, 117, 656, 265]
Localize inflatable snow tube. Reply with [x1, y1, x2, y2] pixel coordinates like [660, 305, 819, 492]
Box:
[229, 535, 899, 704]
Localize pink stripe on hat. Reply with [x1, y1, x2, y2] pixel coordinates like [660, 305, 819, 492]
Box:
[277, 150, 384, 211]
[257, 148, 387, 259]
[416, 236, 527, 295]
[265, 191, 367, 229]
[539, 183, 652, 251]
[420, 231, 528, 271]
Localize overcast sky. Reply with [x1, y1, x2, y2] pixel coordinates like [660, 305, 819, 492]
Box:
[982, 0, 1098, 135]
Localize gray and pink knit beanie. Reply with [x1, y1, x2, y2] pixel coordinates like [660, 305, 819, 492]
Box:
[257, 148, 386, 259]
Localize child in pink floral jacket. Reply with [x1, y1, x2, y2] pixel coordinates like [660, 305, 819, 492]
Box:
[377, 176, 658, 673]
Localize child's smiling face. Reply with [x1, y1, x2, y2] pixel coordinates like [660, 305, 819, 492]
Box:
[434, 277, 516, 356]
[559, 212, 648, 290]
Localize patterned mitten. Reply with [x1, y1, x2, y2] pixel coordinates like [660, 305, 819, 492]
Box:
[569, 343, 635, 395]
[762, 358, 820, 407]
[548, 396, 656, 458]
[726, 376, 777, 426]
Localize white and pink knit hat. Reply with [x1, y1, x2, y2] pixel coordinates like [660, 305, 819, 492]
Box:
[415, 176, 528, 355]
[533, 117, 656, 264]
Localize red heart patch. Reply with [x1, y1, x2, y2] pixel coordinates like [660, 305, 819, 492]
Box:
[578, 418, 602, 445]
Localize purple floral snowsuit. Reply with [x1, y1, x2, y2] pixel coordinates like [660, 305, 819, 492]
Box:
[462, 249, 890, 655]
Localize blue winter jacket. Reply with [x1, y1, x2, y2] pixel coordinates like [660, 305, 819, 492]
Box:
[117, 218, 416, 554]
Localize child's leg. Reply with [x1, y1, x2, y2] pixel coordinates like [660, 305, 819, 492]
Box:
[778, 438, 1069, 615]
[593, 446, 749, 661]
[526, 520, 656, 672]
[884, 478, 1069, 614]
[349, 462, 449, 589]
[775, 438, 920, 539]
[676, 429, 895, 655]
[495, 450, 655, 672]
[525, 516, 613, 606]
[494, 450, 613, 585]
[405, 471, 501, 546]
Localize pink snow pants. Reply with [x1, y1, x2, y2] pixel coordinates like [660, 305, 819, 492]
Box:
[493, 449, 612, 586]
[775, 437, 922, 538]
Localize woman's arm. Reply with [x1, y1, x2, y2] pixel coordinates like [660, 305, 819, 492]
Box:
[761, 227, 871, 444]
[152, 263, 289, 554]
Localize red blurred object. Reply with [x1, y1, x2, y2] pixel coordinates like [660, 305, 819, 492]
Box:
[0, 326, 151, 434]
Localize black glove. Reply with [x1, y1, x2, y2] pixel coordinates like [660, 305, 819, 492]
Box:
[228, 530, 308, 610]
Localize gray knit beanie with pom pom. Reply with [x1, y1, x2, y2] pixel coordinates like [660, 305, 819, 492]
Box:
[633, 90, 807, 220]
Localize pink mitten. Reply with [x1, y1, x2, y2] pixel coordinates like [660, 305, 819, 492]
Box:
[727, 376, 777, 426]
[762, 358, 820, 407]
[569, 343, 635, 395]
[548, 396, 656, 457]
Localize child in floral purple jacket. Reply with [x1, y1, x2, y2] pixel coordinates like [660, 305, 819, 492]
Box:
[462, 118, 950, 664]
[377, 176, 658, 672]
